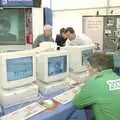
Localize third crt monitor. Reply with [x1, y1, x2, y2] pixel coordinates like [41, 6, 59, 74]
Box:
[0, 50, 36, 89]
[36, 50, 69, 83]
[65, 45, 94, 73]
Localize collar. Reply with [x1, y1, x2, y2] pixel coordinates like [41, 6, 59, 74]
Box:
[92, 69, 113, 79]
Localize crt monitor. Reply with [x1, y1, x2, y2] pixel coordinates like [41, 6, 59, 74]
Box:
[36, 50, 69, 83]
[64, 45, 94, 73]
[0, 8, 32, 45]
[0, 50, 36, 89]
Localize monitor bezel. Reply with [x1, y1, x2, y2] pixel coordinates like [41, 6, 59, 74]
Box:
[64, 45, 94, 73]
[37, 50, 69, 83]
[0, 50, 36, 89]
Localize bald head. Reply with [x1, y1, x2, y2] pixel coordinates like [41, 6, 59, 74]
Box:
[44, 24, 52, 30]
[44, 24, 52, 37]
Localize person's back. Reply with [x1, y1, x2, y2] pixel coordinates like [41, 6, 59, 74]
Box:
[70, 33, 93, 45]
[73, 52, 120, 120]
[65, 27, 93, 46]
[55, 34, 67, 47]
[55, 28, 67, 47]
[90, 69, 120, 120]
[73, 69, 120, 120]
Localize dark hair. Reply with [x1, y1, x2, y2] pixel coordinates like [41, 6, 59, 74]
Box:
[65, 27, 75, 34]
[88, 52, 114, 71]
[60, 28, 66, 34]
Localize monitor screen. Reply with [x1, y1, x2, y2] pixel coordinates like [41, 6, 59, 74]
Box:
[82, 49, 93, 65]
[0, 8, 28, 45]
[1, 0, 33, 7]
[48, 56, 67, 76]
[7, 56, 33, 81]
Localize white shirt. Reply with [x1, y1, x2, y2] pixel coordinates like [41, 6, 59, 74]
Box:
[65, 33, 93, 46]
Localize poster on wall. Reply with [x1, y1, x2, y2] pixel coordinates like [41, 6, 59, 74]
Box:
[83, 16, 104, 50]
[1, 0, 33, 7]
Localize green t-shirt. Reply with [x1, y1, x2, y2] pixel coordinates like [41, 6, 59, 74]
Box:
[33, 34, 53, 48]
[73, 69, 120, 120]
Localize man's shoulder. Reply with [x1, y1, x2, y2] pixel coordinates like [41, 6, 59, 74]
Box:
[85, 71, 105, 85]
[35, 34, 44, 41]
[56, 34, 61, 40]
[87, 70, 118, 84]
[56, 34, 60, 37]
[77, 33, 92, 42]
[37, 34, 44, 38]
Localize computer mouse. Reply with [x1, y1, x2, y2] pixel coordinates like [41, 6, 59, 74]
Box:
[43, 100, 55, 109]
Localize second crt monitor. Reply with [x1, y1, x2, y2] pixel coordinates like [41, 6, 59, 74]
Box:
[65, 45, 94, 73]
[36, 50, 69, 83]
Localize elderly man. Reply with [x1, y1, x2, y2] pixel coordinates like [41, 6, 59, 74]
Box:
[33, 24, 53, 48]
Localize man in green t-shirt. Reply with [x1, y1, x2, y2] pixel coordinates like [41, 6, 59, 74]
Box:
[73, 52, 120, 120]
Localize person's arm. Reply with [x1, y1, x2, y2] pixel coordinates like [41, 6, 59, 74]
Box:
[65, 39, 71, 46]
[32, 39, 40, 48]
[73, 80, 95, 109]
[32, 35, 43, 48]
[55, 35, 61, 46]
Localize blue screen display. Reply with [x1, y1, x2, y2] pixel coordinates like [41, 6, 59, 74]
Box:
[7, 56, 33, 81]
[1, 0, 33, 7]
[82, 49, 93, 65]
[48, 56, 67, 76]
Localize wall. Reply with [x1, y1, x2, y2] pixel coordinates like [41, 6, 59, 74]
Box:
[83, 17, 104, 50]
[32, 8, 43, 42]
[51, 0, 107, 10]
[52, 0, 120, 41]
[52, 10, 82, 39]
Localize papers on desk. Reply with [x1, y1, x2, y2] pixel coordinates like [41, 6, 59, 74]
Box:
[53, 85, 80, 104]
[0, 102, 46, 120]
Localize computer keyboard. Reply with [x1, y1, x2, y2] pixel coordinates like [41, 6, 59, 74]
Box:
[0, 102, 46, 120]
[53, 85, 80, 104]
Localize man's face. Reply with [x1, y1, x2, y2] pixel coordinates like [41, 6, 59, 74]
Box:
[44, 29, 52, 37]
[65, 31, 74, 40]
[87, 64, 98, 76]
[61, 32, 67, 39]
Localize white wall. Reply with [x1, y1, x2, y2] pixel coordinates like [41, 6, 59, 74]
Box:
[52, 8, 107, 39]
[52, 0, 107, 10]
[41, 0, 51, 8]
[110, 0, 120, 6]
[44, 0, 120, 40]
[32, 8, 43, 42]
[52, 11, 82, 39]
[42, 0, 120, 10]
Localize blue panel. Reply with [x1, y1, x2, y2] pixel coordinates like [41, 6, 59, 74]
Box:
[44, 7, 53, 26]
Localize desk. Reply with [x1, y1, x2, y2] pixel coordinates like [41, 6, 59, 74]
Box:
[28, 103, 87, 120]
[3, 88, 87, 120]
[3, 102, 87, 120]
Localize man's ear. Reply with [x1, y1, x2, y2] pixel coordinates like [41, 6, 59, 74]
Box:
[93, 68, 98, 73]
